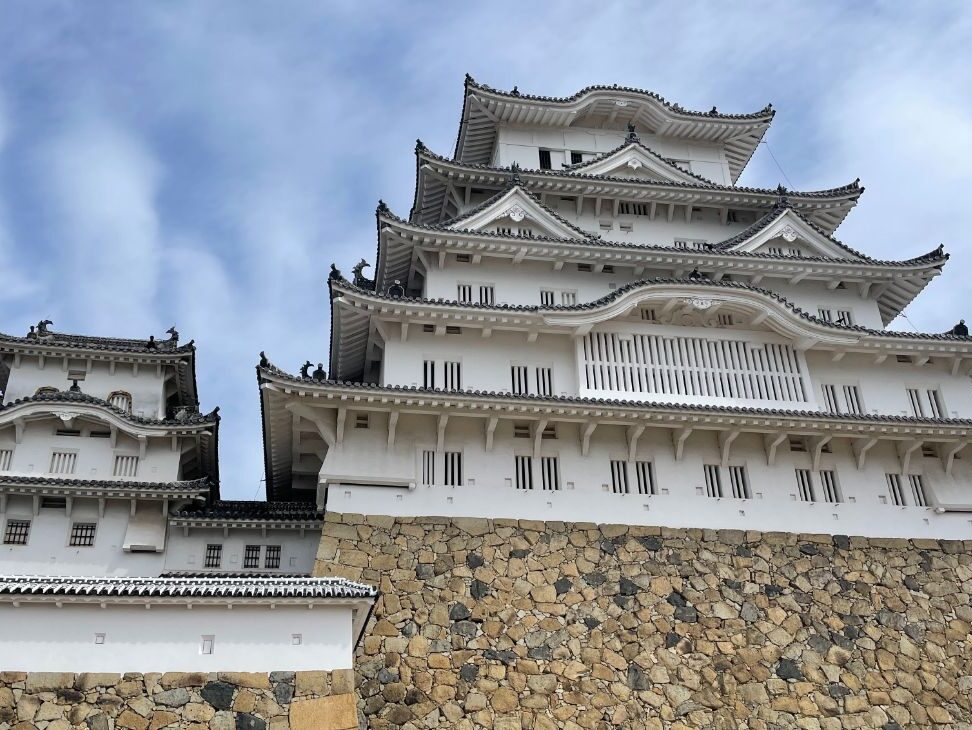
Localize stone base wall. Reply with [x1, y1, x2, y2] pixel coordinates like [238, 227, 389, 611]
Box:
[315, 513, 972, 729]
[0, 670, 358, 730]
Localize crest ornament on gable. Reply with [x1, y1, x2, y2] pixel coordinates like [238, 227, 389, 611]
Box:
[780, 225, 798, 243]
[505, 205, 527, 223]
[626, 159, 643, 171]
[687, 298, 715, 310]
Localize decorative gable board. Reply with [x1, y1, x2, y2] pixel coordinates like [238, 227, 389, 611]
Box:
[568, 144, 703, 184]
[447, 187, 585, 240]
[725, 208, 864, 261]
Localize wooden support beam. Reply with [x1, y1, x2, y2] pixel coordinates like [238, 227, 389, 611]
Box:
[436, 414, 449, 453]
[852, 436, 878, 471]
[336, 407, 347, 447]
[649, 201, 657, 220]
[581, 422, 597, 456]
[672, 427, 692, 461]
[719, 430, 740, 467]
[897, 439, 922, 474]
[626, 424, 645, 462]
[400, 322, 409, 342]
[810, 435, 832, 472]
[667, 203, 675, 222]
[951, 357, 963, 376]
[942, 440, 968, 476]
[387, 411, 399, 448]
[485, 417, 498, 452]
[533, 419, 548, 459]
[764, 432, 787, 466]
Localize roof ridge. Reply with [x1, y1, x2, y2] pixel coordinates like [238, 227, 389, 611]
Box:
[0, 391, 219, 427]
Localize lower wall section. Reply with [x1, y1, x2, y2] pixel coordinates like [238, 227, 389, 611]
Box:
[0, 671, 357, 730]
[316, 512, 972, 729]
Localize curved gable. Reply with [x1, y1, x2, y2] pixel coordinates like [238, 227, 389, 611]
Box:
[446, 186, 589, 240]
[720, 207, 867, 261]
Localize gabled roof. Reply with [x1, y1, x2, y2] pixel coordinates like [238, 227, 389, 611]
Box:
[412, 143, 862, 234]
[562, 137, 713, 185]
[444, 184, 591, 240]
[455, 75, 774, 182]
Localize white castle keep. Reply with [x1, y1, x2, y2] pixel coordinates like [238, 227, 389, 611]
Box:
[2, 76, 971, 674]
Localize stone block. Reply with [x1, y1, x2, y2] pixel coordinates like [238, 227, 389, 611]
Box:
[25, 673, 75, 692]
[290, 694, 358, 730]
[216, 673, 271, 690]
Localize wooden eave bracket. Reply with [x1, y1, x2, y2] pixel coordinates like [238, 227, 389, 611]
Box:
[533, 419, 548, 459]
[580, 422, 597, 456]
[942, 440, 968, 476]
[896, 439, 923, 474]
[485, 416, 498, 452]
[436, 414, 449, 453]
[852, 436, 878, 471]
[809, 434, 832, 472]
[719, 430, 740, 467]
[626, 425, 645, 461]
[764, 432, 787, 466]
[672, 427, 693, 461]
[387, 411, 399, 448]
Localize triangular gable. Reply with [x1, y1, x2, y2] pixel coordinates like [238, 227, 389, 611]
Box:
[566, 142, 706, 184]
[721, 207, 866, 261]
[446, 186, 588, 240]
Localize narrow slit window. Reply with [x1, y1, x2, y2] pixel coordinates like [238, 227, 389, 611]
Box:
[511, 365, 529, 395]
[264, 545, 281, 569]
[243, 545, 261, 569]
[610, 460, 629, 494]
[540, 290, 555, 306]
[886, 473, 905, 506]
[49, 450, 77, 475]
[819, 470, 841, 503]
[69, 522, 97, 547]
[0, 449, 12, 471]
[703, 465, 722, 498]
[422, 450, 435, 486]
[795, 469, 815, 502]
[201, 635, 214, 655]
[821, 384, 840, 413]
[514, 455, 534, 490]
[908, 475, 928, 507]
[535, 367, 553, 397]
[635, 461, 656, 495]
[444, 451, 463, 487]
[926, 389, 945, 419]
[423, 360, 436, 390]
[538, 149, 552, 170]
[728, 466, 751, 499]
[540, 456, 560, 491]
[108, 391, 133, 414]
[204, 544, 223, 568]
[479, 285, 495, 305]
[843, 385, 864, 415]
[3, 519, 31, 545]
[112, 454, 139, 478]
[906, 388, 924, 417]
[443, 361, 462, 390]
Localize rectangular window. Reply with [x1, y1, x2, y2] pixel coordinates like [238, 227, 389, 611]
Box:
[906, 388, 924, 417]
[201, 635, 214, 655]
[55, 428, 81, 437]
[835, 310, 853, 326]
[641, 308, 657, 322]
[443, 361, 462, 390]
[423, 360, 436, 390]
[843, 385, 864, 415]
[540, 456, 560, 491]
[112, 454, 139, 478]
[561, 291, 577, 306]
[479, 285, 495, 305]
[69, 522, 97, 547]
[204, 544, 222, 568]
[264, 545, 281, 569]
[0, 449, 11, 471]
[577, 263, 593, 272]
[926, 389, 944, 419]
[822, 384, 840, 413]
[788, 436, 807, 453]
[909, 475, 928, 507]
[41, 496, 66, 510]
[703, 465, 722, 498]
[817, 308, 833, 323]
[820, 470, 841, 503]
[445, 326, 462, 335]
[444, 451, 463, 487]
[536, 367, 553, 397]
[570, 151, 583, 165]
[538, 149, 552, 170]
[618, 202, 650, 216]
[635, 461, 656, 495]
[886, 473, 905, 506]
[717, 314, 734, 327]
[610, 460, 628, 494]
[511, 365, 529, 395]
[795, 468, 815, 502]
[513, 423, 531, 439]
[49, 450, 77, 475]
[540, 290, 555, 306]
[354, 413, 370, 429]
[457, 284, 473, 302]
[541, 424, 557, 440]
[3, 519, 30, 545]
[514, 455, 533, 490]
[422, 450, 435, 486]
[728, 466, 751, 499]
[243, 545, 261, 569]
[456, 254, 471, 263]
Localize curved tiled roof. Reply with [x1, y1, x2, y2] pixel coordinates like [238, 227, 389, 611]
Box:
[418, 143, 862, 201]
[172, 500, 322, 522]
[0, 391, 219, 427]
[464, 75, 775, 122]
[331, 276, 970, 343]
[0, 329, 194, 356]
[258, 366, 972, 429]
[0, 575, 377, 600]
[562, 137, 716, 184]
[0, 475, 211, 494]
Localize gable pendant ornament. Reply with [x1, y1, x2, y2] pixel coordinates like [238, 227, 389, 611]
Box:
[504, 205, 527, 223]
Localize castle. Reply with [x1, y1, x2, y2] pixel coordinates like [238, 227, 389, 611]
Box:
[2, 76, 970, 729]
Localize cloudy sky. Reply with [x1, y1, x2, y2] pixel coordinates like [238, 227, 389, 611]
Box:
[1, 2, 970, 498]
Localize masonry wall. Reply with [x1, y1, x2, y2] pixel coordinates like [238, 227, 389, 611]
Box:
[315, 512, 972, 729]
[0, 670, 358, 730]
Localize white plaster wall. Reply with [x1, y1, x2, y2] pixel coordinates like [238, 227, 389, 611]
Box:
[3, 356, 177, 419]
[0, 602, 353, 672]
[324, 422, 972, 540]
[163, 527, 320, 575]
[0, 496, 167, 576]
[495, 126, 731, 185]
[421, 257, 886, 329]
[0, 418, 183, 482]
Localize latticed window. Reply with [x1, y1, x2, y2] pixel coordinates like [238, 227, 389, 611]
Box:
[243, 545, 261, 569]
[909, 475, 928, 507]
[610, 460, 628, 494]
[514, 455, 533, 490]
[540, 456, 560, 491]
[204, 544, 222, 568]
[886, 474, 905, 506]
[510, 365, 529, 395]
[0, 449, 12, 471]
[108, 391, 133, 414]
[536, 368, 553, 396]
[478, 285, 495, 305]
[113, 455, 139, 478]
[264, 545, 281, 569]
[635, 461, 656, 495]
[69, 522, 97, 547]
[421, 450, 435, 486]
[795, 469, 815, 502]
[3, 519, 30, 545]
[728, 466, 750, 499]
[443, 361, 461, 390]
[820, 470, 841, 503]
[49, 450, 77, 475]
[703, 465, 722, 498]
[443, 452, 463, 487]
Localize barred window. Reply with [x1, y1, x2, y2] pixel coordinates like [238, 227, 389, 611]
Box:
[243, 545, 261, 569]
[0, 449, 11, 471]
[113, 454, 139, 478]
[69, 522, 97, 547]
[3, 519, 30, 545]
[540, 290, 555, 306]
[443, 361, 462, 390]
[108, 391, 133, 414]
[728, 466, 750, 499]
[909, 475, 928, 507]
[204, 544, 222, 568]
[423, 360, 435, 390]
[820, 470, 841, 503]
[444, 451, 463, 487]
[264, 545, 281, 569]
[540, 456, 560, 491]
[49, 450, 77, 475]
[457, 284, 473, 303]
[886, 474, 905, 506]
[703, 465, 722, 498]
[635, 461, 656, 496]
[479, 285, 495, 305]
[536, 367, 553, 397]
[511, 365, 529, 395]
[610, 460, 628, 494]
[514, 455, 533, 490]
[421, 450, 435, 486]
[795, 469, 815, 502]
